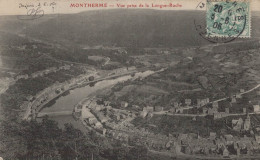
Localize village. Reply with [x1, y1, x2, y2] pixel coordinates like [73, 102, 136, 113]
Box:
[72, 83, 260, 158]
[13, 51, 260, 158]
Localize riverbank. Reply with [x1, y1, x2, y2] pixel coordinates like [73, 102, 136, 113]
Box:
[24, 67, 144, 120]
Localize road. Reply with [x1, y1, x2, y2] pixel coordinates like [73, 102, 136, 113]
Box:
[210, 84, 260, 104]
[154, 83, 260, 117]
[37, 111, 72, 117]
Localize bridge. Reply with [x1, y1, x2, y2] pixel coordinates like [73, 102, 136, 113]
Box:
[37, 111, 72, 118]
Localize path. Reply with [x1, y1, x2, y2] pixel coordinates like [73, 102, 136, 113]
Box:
[37, 111, 72, 117]
[210, 84, 260, 104]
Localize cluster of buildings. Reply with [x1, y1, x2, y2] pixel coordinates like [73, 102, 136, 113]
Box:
[105, 120, 260, 158]
[31, 65, 71, 78]
[74, 99, 109, 130]
[71, 88, 260, 158]
[167, 88, 249, 116]
[74, 98, 133, 131]
[232, 114, 251, 131]
[15, 65, 72, 80]
[22, 71, 97, 120]
[107, 66, 136, 76]
[138, 97, 211, 117]
[180, 133, 260, 157]
[21, 82, 70, 119]
[202, 102, 230, 119]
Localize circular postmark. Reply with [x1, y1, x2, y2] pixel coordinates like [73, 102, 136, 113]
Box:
[194, 0, 250, 43]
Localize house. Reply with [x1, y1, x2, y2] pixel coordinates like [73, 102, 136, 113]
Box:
[253, 105, 260, 113]
[16, 74, 29, 80]
[140, 111, 148, 118]
[176, 108, 183, 114]
[212, 102, 218, 108]
[243, 108, 247, 114]
[203, 108, 208, 114]
[197, 99, 201, 106]
[200, 99, 206, 106]
[178, 134, 188, 145]
[26, 95, 34, 101]
[255, 135, 260, 144]
[231, 97, 236, 103]
[255, 127, 260, 132]
[208, 108, 218, 115]
[154, 106, 163, 112]
[121, 101, 129, 108]
[88, 117, 98, 125]
[61, 84, 69, 91]
[236, 141, 246, 150]
[132, 105, 140, 110]
[104, 101, 111, 106]
[200, 99, 209, 106]
[223, 148, 229, 157]
[225, 108, 229, 114]
[239, 136, 253, 151]
[165, 141, 172, 149]
[148, 112, 154, 118]
[216, 138, 226, 149]
[236, 93, 242, 98]
[96, 112, 108, 123]
[209, 132, 216, 140]
[116, 115, 121, 121]
[224, 134, 234, 145]
[169, 108, 176, 113]
[174, 142, 182, 154]
[31, 72, 43, 78]
[243, 114, 251, 131]
[20, 102, 30, 110]
[81, 107, 94, 119]
[107, 105, 112, 110]
[252, 141, 260, 150]
[95, 122, 103, 128]
[232, 118, 243, 131]
[173, 102, 179, 108]
[213, 112, 227, 119]
[60, 65, 70, 70]
[236, 146, 240, 156]
[185, 99, 191, 106]
[143, 106, 154, 112]
[103, 129, 107, 136]
[95, 105, 103, 111]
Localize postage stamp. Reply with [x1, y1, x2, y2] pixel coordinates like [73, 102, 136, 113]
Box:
[206, 0, 250, 38]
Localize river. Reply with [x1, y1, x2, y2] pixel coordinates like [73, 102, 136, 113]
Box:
[39, 70, 157, 129]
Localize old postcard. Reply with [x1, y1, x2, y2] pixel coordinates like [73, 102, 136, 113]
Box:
[1, 0, 260, 159]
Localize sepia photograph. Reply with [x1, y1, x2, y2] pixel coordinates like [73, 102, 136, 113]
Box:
[0, 0, 260, 159]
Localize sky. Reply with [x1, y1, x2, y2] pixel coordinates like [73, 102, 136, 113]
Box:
[0, 0, 259, 16]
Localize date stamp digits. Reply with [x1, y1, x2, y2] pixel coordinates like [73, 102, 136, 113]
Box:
[206, 0, 250, 38]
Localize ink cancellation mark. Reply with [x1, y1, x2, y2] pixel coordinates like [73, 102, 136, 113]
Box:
[206, 0, 250, 38]
[194, 0, 250, 43]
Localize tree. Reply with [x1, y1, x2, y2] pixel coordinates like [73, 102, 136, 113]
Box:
[128, 145, 148, 160]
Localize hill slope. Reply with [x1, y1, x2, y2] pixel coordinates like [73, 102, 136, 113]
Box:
[1, 10, 259, 48]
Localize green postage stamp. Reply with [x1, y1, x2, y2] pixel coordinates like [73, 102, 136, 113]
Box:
[206, 0, 250, 38]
